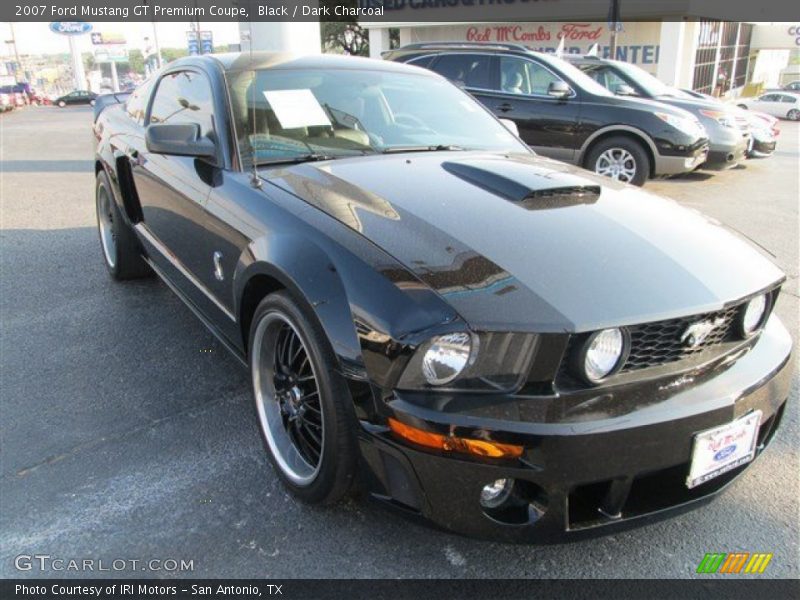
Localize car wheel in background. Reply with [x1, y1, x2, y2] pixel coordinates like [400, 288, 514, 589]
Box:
[57, 100, 66, 107]
[586, 136, 650, 186]
[90, 99, 96, 106]
[249, 291, 358, 504]
[737, 104, 748, 110]
[95, 170, 151, 280]
[787, 109, 800, 121]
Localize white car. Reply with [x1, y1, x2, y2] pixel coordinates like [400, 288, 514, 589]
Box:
[737, 92, 800, 121]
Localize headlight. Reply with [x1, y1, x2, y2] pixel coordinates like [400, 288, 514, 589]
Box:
[396, 331, 537, 392]
[740, 294, 769, 337]
[579, 328, 626, 383]
[656, 112, 706, 139]
[421, 333, 473, 385]
[699, 109, 737, 128]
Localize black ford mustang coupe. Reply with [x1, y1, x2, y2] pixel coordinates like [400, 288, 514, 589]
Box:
[93, 53, 793, 542]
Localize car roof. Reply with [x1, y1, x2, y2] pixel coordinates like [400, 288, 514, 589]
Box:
[167, 52, 431, 76]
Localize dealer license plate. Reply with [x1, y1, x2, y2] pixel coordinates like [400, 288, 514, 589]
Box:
[686, 410, 762, 489]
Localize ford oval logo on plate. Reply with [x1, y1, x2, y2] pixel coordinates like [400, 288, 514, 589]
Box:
[49, 21, 93, 36]
[714, 444, 737, 462]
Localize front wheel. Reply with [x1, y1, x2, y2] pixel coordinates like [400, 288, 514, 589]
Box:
[585, 136, 650, 186]
[787, 109, 800, 121]
[249, 292, 358, 504]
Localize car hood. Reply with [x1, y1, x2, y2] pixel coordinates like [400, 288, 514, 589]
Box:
[654, 94, 738, 116]
[264, 152, 783, 333]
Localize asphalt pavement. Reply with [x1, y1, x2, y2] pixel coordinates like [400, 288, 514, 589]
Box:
[1, 105, 798, 578]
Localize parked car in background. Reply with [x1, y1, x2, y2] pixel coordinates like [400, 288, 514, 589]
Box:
[779, 81, 800, 92]
[737, 92, 800, 121]
[736, 109, 779, 157]
[53, 90, 98, 108]
[93, 52, 792, 542]
[567, 55, 749, 169]
[384, 43, 709, 186]
[680, 88, 779, 158]
[0, 93, 12, 112]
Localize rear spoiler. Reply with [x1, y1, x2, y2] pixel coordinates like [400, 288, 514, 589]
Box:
[93, 91, 131, 122]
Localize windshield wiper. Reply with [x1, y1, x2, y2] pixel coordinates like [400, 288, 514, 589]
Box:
[381, 144, 468, 154]
[255, 153, 338, 166]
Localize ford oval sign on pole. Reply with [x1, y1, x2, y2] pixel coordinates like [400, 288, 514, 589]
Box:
[49, 22, 93, 36]
[50, 23, 92, 93]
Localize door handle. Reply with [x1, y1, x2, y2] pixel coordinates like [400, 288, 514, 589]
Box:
[496, 103, 514, 113]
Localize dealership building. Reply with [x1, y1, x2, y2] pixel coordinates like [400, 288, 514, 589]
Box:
[366, 20, 800, 96]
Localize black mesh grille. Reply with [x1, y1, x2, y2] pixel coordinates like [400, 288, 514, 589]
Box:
[621, 305, 740, 372]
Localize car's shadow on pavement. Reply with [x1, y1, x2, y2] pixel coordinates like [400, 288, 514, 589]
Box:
[1, 226, 797, 578]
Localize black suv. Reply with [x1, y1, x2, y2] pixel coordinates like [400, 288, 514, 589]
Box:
[384, 43, 709, 186]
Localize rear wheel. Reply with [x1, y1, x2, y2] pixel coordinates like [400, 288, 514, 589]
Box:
[787, 109, 800, 121]
[249, 292, 358, 504]
[57, 100, 66, 108]
[586, 136, 650, 186]
[95, 170, 151, 280]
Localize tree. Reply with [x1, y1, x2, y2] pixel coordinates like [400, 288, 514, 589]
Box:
[126, 49, 145, 75]
[321, 22, 369, 56]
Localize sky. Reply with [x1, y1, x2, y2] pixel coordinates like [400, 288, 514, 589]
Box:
[0, 21, 242, 56]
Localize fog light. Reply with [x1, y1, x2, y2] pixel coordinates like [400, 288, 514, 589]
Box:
[581, 328, 626, 383]
[740, 293, 768, 336]
[480, 478, 514, 509]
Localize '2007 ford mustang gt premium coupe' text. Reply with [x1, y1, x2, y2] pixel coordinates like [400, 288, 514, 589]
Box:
[93, 53, 792, 542]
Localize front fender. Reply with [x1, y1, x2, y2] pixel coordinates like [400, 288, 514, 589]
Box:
[234, 233, 363, 377]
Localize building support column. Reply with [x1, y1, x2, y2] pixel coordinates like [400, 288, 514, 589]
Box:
[656, 21, 686, 87]
[368, 28, 391, 59]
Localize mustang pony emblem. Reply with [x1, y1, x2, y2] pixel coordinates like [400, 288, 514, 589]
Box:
[681, 317, 726, 348]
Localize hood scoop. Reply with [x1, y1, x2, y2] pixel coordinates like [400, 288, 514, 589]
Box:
[442, 158, 600, 210]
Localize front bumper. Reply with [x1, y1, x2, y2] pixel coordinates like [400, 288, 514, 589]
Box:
[652, 142, 709, 176]
[749, 135, 777, 157]
[358, 316, 793, 542]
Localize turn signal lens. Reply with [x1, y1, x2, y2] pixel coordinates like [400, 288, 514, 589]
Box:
[387, 418, 523, 459]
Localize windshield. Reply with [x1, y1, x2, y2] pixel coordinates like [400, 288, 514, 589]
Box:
[227, 68, 529, 167]
[535, 53, 614, 97]
[610, 61, 692, 99]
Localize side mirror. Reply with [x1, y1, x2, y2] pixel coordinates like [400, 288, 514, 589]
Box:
[614, 84, 637, 96]
[145, 123, 216, 161]
[499, 118, 519, 136]
[547, 81, 571, 99]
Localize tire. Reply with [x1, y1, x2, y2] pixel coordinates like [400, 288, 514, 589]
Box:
[737, 104, 748, 110]
[58, 100, 66, 108]
[787, 109, 800, 121]
[585, 136, 650, 186]
[249, 291, 358, 505]
[90, 99, 96, 107]
[95, 170, 151, 280]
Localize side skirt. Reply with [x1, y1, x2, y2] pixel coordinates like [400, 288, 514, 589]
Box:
[143, 255, 248, 369]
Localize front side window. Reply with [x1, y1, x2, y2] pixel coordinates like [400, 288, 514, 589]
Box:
[431, 54, 491, 89]
[583, 65, 635, 95]
[149, 70, 215, 139]
[227, 68, 528, 169]
[759, 94, 778, 102]
[498, 56, 560, 96]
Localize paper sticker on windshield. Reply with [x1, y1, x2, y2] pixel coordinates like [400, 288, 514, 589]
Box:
[263, 89, 331, 129]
